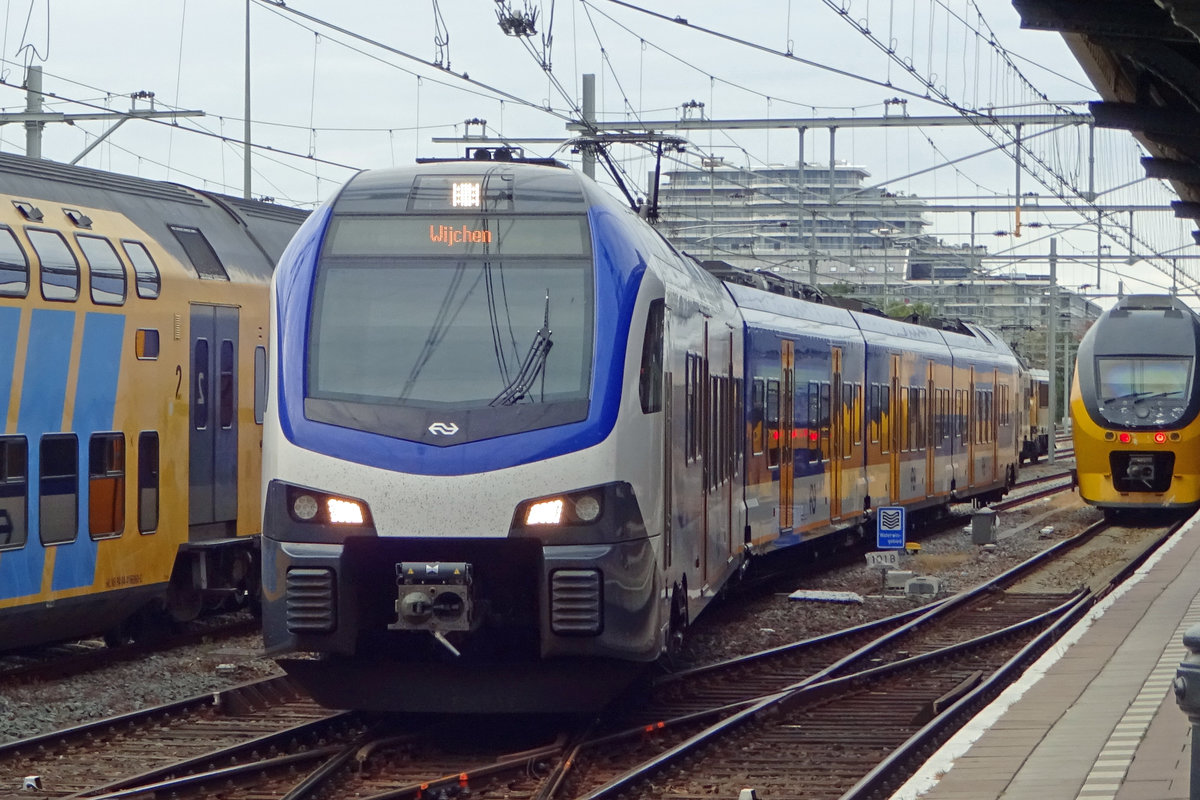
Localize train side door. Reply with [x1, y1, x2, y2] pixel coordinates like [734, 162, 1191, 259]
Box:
[889, 354, 901, 503]
[700, 320, 709, 584]
[925, 361, 936, 495]
[990, 368, 1000, 484]
[967, 366, 976, 488]
[830, 347, 844, 519]
[189, 304, 239, 534]
[704, 325, 734, 589]
[779, 340, 795, 531]
[661, 313, 674, 573]
[724, 328, 736, 556]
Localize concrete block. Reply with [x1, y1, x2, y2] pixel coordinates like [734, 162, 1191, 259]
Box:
[906, 575, 943, 597]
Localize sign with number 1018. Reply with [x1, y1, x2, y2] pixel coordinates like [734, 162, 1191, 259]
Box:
[865, 550, 900, 569]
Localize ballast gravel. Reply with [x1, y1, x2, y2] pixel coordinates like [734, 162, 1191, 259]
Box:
[0, 461, 1106, 746]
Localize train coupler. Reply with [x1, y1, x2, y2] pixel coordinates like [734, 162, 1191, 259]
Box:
[388, 562, 476, 645]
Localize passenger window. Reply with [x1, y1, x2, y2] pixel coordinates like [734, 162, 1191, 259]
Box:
[76, 234, 127, 306]
[26, 228, 79, 302]
[88, 433, 125, 538]
[751, 378, 765, 456]
[638, 299, 664, 414]
[0, 226, 29, 297]
[819, 382, 831, 461]
[766, 378, 780, 469]
[194, 339, 209, 430]
[0, 436, 28, 550]
[880, 385, 891, 455]
[136, 329, 160, 360]
[168, 225, 228, 280]
[121, 240, 161, 298]
[39, 434, 78, 545]
[853, 384, 863, 447]
[254, 345, 267, 424]
[807, 382, 820, 463]
[869, 384, 880, 444]
[138, 432, 158, 534]
[219, 339, 235, 429]
[842, 383, 853, 458]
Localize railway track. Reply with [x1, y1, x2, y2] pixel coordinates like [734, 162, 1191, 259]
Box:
[0, 611, 261, 684]
[14, 509, 1175, 800]
[0, 675, 357, 799]
[551, 516, 1180, 800]
[10, 451, 1146, 799]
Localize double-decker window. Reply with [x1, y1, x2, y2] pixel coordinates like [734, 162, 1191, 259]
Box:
[0, 226, 29, 297]
[27, 229, 79, 302]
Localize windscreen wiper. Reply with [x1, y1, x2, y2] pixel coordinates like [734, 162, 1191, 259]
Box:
[490, 291, 552, 406]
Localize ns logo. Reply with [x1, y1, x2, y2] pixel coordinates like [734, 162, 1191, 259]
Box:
[428, 422, 460, 436]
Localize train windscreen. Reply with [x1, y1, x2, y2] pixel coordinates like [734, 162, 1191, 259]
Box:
[1095, 356, 1192, 425]
[305, 213, 594, 442]
[1097, 357, 1191, 402]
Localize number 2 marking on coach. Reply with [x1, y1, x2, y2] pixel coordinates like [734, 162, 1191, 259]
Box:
[175, 365, 183, 399]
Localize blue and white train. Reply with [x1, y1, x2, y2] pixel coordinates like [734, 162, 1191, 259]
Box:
[261, 155, 1022, 712]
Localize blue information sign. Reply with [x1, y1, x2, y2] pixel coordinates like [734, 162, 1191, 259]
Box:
[877, 506, 906, 549]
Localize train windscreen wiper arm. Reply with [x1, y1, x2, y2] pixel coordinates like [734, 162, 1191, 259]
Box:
[490, 291, 552, 407]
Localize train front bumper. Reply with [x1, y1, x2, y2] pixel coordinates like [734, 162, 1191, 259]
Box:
[260, 482, 661, 663]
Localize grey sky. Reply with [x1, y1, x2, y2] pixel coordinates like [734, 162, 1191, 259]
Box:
[0, 1, 1190, 298]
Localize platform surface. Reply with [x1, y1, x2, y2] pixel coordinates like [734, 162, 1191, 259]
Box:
[891, 512, 1200, 800]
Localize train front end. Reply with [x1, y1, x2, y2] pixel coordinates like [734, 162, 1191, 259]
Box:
[260, 160, 663, 711]
[1071, 294, 1200, 512]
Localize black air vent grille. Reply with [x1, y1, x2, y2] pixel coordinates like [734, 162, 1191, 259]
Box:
[550, 569, 602, 635]
[286, 568, 336, 632]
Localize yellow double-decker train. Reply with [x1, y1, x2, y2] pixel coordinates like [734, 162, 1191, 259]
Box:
[1071, 294, 1200, 514]
[0, 152, 304, 648]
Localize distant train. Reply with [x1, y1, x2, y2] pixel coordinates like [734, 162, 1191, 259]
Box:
[1021, 367, 1051, 464]
[1071, 294, 1200, 513]
[260, 155, 1024, 712]
[0, 152, 305, 649]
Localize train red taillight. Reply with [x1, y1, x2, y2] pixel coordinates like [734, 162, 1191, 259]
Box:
[1118, 432, 1132, 443]
[1155, 432, 1168, 444]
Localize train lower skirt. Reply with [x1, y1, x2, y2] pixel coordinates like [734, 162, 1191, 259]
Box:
[278, 655, 644, 713]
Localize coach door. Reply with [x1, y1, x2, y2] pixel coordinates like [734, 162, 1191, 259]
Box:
[926, 361, 936, 494]
[989, 369, 1000, 484]
[967, 366, 976, 488]
[830, 348, 845, 519]
[779, 340, 795, 531]
[889, 354, 901, 503]
[189, 304, 239, 534]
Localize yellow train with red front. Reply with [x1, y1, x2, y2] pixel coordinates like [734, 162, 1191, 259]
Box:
[0, 152, 304, 648]
[1070, 294, 1200, 514]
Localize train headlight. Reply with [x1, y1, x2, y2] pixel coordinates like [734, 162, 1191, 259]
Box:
[293, 494, 319, 520]
[327, 497, 366, 525]
[526, 498, 565, 525]
[285, 484, 372, 526]
[516, 489, 605, 528]
[510, 483, 644, 545]
[573, 494, 601, 523]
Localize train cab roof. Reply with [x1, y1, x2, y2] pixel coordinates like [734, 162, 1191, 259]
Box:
[328, 160, 594, 216]
[1107, 293, 1194, 316]
[1086, 294, 1200, 358]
